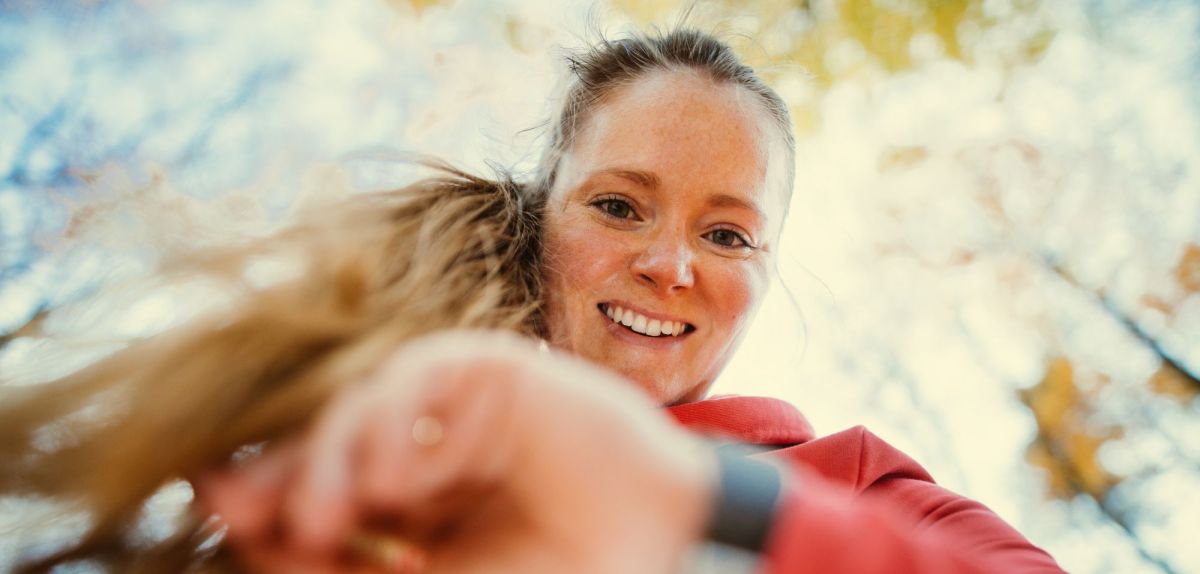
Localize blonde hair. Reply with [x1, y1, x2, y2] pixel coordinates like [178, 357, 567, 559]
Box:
[1, 165, 545, 572]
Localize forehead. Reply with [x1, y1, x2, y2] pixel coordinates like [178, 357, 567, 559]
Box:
[563, 70, 788, 228]
[574, 71, 767, 176]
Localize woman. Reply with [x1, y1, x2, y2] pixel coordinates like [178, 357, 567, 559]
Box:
[2, 28, 1064, 573]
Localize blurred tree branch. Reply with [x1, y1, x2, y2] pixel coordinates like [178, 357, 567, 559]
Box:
[3, 93, 76, 188]
[1038, 253, 1200, 391]
[177, 62, 294, 167]
[1034, 429, 1179, 574]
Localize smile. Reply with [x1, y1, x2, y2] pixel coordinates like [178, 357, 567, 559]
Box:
[597, 303, 695, 338]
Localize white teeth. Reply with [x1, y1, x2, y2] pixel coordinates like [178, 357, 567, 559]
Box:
[603, 305, 687, 338]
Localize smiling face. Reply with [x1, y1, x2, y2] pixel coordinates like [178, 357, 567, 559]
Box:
[542, 70, 789, 405]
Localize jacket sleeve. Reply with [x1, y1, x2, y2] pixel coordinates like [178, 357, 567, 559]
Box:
[758, 457, 1066, 574]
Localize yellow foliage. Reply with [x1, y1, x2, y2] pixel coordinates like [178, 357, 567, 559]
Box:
[879, 145, 930, 171]
[1174, 243, 1200, 293]
[504, 16, 555, 54]
[1139, 293, 1175, 314]
[1067, 428, 1122, 497]
[1149, 364, 1199, 403]
[1022, 357, 1077, 436]
[839, 0, 919, 71]
[1020, 357, 1123, 500]
[725, 0, 1048, 88]
[386, 0, 451, 16]
[1025, 440, 1073, 498]
[611, 0, 684, 25]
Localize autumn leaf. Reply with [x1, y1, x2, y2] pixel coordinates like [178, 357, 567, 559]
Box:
[1021, 357, 1077, 436]
[1026, 440, 1073, 498]
[1139, 293, 1175, 314]
[879, 146, 929, 171]
[1020, 357, 1123, 500]
[1067, 428, 1122, 497]
[1148, 364, 1199, 403]
[1174, 243, 1200, 293]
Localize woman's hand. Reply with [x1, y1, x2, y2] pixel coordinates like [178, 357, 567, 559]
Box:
[195, 330, 716, 573]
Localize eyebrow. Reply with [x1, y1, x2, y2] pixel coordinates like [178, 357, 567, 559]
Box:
[591, 167, 765, 220]
[706, 193, 765, 221]
[595, 168, 661, 189]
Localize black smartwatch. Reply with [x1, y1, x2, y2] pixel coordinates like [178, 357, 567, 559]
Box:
[704, 443, 784, 553]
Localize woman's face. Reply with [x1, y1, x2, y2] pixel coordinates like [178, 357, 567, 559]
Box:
[543, 70, 788, 405]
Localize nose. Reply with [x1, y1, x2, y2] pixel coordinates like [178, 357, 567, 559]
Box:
[630, 231, 695, 295]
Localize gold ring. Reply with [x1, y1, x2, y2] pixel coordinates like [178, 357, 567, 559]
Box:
[347, 531, 427, 572]
[411, 415, 443, 447]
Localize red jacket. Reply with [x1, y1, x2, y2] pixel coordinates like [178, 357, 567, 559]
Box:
[666, 396, 1065, 573]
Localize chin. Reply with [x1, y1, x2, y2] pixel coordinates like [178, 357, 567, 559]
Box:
[623, 371, 702, 406]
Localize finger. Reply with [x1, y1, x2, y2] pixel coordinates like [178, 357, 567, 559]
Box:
[357, 359, 517, 518]
[352, 360, 438, 510]
[286, 384, 376, 553]
[193, 441, 300, 543]
[237, 543, 350, 574]
[345, 530, 430, 574]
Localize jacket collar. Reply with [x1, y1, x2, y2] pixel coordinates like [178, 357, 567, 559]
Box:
[664, 395, 815, 446]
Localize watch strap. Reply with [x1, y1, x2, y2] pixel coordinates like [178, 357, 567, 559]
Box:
[705, 443, 783, 553]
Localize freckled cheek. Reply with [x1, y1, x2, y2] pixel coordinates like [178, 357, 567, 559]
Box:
[545, 223, 626, 321]
[705, 263, 767, 332]
[553, 230, 610, 285]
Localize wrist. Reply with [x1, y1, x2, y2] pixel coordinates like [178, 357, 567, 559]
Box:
[645, 432, 720, 573]
[676, 434, 723, 543]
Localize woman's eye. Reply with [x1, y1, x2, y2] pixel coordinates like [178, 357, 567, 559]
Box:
[705, 228, 752, 249]
[592, 198, 636, 220]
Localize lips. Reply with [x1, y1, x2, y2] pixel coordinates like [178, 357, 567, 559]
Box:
[598, 303, 695, 338]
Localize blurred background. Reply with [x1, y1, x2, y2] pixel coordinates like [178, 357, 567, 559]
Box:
[1, 0, 1198, 572]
